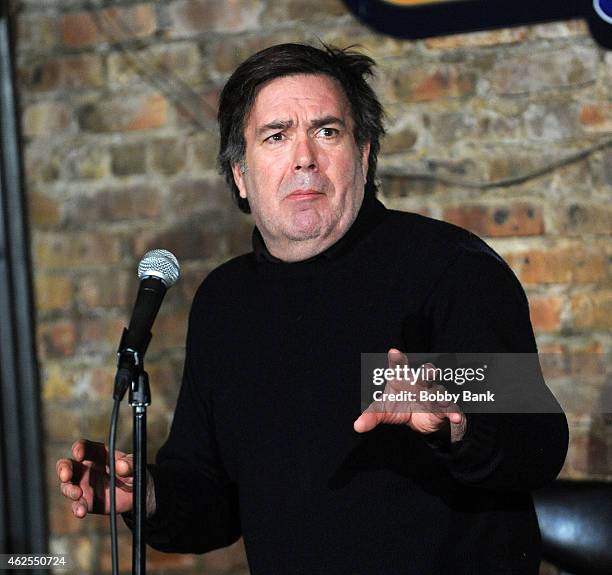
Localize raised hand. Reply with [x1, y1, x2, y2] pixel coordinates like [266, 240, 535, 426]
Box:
[354, 349, 466, 441]
[56, 439, 135, 518]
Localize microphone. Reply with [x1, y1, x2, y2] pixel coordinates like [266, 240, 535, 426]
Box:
[121, 249, 180, 359]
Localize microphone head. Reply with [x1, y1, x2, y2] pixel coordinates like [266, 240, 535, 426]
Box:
[137, 249, 180, 287]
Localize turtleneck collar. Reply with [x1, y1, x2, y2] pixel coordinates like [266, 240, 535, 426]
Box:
[252, 193, 388, 265]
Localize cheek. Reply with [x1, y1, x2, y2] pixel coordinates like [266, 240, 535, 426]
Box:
[331, 151, 365, 185]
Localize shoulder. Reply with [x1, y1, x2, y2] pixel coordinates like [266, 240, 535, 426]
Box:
[381, 208, 520, 290]
[385, 208, 496, 257]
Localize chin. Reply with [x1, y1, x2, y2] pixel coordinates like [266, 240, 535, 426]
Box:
[285, 227, 323, 242]
[287, 212, 325, 239]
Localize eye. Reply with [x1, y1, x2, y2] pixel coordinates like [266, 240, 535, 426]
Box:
[264, 132, 285, 143]
[317, 127, 339, 138]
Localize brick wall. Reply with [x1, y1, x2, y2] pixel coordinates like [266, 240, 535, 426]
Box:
[14, 0, 611, 573]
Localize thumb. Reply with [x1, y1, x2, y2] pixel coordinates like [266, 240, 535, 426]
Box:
[115, 454, 133, 477]
[354, 404, 383, 433]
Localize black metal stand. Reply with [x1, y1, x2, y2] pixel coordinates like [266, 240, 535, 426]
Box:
[130, 370, 150, 575]
[113, 328, 152, 575]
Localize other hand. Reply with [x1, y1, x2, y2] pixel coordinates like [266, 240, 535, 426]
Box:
[354, 349, 466, 441]
[56, 439, 134, 518]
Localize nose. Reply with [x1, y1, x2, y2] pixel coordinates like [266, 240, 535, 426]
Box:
[293, 135, 317, 172]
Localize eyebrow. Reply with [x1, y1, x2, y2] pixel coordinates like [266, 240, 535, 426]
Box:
[255, 115, 346, 137]
[310, 115, 345, 129]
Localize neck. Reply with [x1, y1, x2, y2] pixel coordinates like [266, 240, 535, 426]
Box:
[265, 232, 343, 262]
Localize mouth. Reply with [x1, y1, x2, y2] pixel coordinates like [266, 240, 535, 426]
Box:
[286, 189, 324, 200]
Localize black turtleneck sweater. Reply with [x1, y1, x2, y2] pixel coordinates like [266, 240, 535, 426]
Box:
[137, 194, 568, 574]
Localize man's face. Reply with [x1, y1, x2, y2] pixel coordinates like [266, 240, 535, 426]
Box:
[231, 74, 370, 260]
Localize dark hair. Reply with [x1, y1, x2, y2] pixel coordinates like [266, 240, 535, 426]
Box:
[217, 43, 385, 213]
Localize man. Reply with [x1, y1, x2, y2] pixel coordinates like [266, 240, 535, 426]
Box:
[57, 44, 568, 574]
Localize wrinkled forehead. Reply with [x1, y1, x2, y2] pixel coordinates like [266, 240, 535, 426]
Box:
[245, 73, 353, 130]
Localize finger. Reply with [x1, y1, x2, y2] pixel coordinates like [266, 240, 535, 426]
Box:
[418, 362, 436, 389]
[436, 400, 464, 424]
[71, 439, 105, 463]
[73, 439, 125, 465]
[60, 482, 83, 501]
[387, 348, 408, 370]
[72, 497, 89, 519]
[353, 411, 381, 433]
[56, 458, 73, 483]
[445, 410, 464, 425]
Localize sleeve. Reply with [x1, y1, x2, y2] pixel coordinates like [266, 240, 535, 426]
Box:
[123, 294, 241, 553]
[420, 249, 569, 492]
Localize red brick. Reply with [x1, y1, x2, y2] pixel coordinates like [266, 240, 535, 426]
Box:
[531, 19, 588, 39]
[560, 427, 610, 476]
[425, 27, 528, 49]
[505, 247, 607, 285]
[78, 317, 127, 354]
[65, 186, 161, 224]
[61, 11, 98, 49]
[20, 54, 104, 93]
[527, 295, 563, 333]
[37, 321, 77, 358]
[108, 43, 202, 86]
[61, 4, 157, 49]
[77, 271, 132, 308]
[491, 46, 597, 95]
[188, 132, 220, 171]
[261, 0, 346, 21]
[142, 360, 183, 402]
[568, 342, 606, 378]
[381, 127, 418, 154]
[64, 145, 108, 181]
[28, 191, 62, 227]
[539, 341, 605, 380]
[395, 65, 475, 102]
[556, 203, 612, 235]
[17, 13, 59, 52]
[320, 26, 406, 58]
[379, 175, 435, 197]
[571, 291, 612, 330]
[134, 223, 226, 261]
[23, 101, 72, 137]
[78, 94, 168, 133]
[175, 87, 220, 128]
[35, 274, 73, 312]
[169, 178, 231, 216]
[49, 492, 86, 535]
[443, 204, 544, 237]
[211, 30, 306, 74]
[111, 142, 147, 176]
[43, 405, 81, 443]
[86, 366, 119, 400]
[167, 0, 260, 36]
[579, 103, 612, 132]
[145, 312, 188, 353]
[33, 232, 122, 268]
[524, 102, 577, 141]
[41, 362, 74, 401]
[150, 138, 186, 175]
[24, 145, 61, 183]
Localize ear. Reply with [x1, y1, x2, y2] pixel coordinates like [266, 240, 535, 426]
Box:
[231, 162, 248, 199]
[360, 142, 371, 181]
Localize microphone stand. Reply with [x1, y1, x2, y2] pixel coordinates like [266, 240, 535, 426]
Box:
[113, 328, 152, 575]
